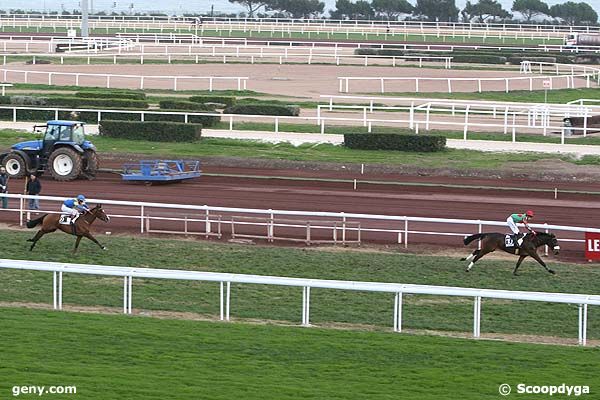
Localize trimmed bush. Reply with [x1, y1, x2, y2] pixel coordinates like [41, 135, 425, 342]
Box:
[189, 95, 236, 107]
[452, 55, 507, 64]
[46, 96, 150, 109]
[10, 95, 48, 106]
[344, 133, 446, 152]
[224, 103, 300, 117]
[158, 100, 215, 111]
[0, 96, 11, 104]
[99, 120, 201, 142]
[76, 91, 146, 100]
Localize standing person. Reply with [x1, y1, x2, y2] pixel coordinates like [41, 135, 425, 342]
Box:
[507, 210, 535, 247]
[0, 166, 8, 209]
[26, 174, 42, 211]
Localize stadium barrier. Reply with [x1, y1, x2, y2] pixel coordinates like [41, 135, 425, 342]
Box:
[0, 258, 597, 345]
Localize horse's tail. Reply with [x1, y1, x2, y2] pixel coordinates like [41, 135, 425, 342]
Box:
[26, 214, 47, 229]
[463, 233, 487, 246]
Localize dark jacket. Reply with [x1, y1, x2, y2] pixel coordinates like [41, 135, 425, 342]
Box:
[27, 178, 42, 195]
[0, 173, 7, 193]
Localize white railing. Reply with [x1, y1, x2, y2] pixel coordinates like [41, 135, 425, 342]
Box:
[1, 14, 598, 35]
[0, 102, 597, 143]
[0, 18, 572, 43]
[317, 98, 600, 139]
[0, 258, 597, 345]
[0, 51, 453, 69]
[338, 63, 600, 94]
[0, 68, 248, 91]
[1, 193, 598, 250]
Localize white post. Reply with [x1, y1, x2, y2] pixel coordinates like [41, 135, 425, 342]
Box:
[393, 292, 403, 332]
[226, 281, 230, 321]
[473, 296, 481, 338]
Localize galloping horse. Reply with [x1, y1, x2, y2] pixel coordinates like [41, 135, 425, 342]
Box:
[26, 204, 110, 252]
[462, 232, 560, 275]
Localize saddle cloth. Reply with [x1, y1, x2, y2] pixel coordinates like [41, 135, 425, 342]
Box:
[504, 234, 516, 248]
[59, 215, 74, 225]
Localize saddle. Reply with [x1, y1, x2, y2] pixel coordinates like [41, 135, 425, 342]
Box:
[59, 215, 74, 225]
[505, 233, 526, 254]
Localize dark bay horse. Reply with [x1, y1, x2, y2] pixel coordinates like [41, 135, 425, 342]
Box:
[26, 204, 110, 252]
[462, 232, 560, 275]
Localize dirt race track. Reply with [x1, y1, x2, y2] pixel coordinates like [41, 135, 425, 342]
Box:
[9, 63, 584, 96]
[2, 163, 599, 265]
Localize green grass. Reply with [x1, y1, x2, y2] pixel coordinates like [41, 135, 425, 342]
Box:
[0, 230, 599, 340]
[1, 307, 597, 400]
[1, 128, 599, 169]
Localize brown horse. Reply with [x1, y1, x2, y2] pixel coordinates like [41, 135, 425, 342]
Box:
[26, 204, 110, 252]
[462, 232, 560, 275]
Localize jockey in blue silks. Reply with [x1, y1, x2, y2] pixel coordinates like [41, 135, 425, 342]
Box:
[61, 194, 89, 224]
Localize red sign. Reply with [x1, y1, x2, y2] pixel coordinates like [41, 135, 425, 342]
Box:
[585, 232, 600, 260]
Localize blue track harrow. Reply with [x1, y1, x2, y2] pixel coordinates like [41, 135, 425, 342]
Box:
[121, 160, 201, 184]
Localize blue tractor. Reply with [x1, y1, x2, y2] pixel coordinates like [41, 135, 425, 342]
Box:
[0, 120, 98, 181]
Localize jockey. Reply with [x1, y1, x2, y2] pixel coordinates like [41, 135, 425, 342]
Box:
[507, 210, 535, 247]
[61, 194, 89, 224]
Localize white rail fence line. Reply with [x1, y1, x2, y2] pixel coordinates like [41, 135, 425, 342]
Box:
[0, 103, 595, 143]
[1, 14, 599, 34]
[0, 258, 597, 345]
[1, 35, 597, 55]
[0, 19, 570, 41]
[316, 101, 600, 139]
[0, 194, 598, 250]
[337, 69, 599, 94]
[0, 68, 248, 91]
[0, 51, 453, 69]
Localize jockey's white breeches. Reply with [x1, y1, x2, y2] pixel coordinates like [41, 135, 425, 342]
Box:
[61, 205, 78, 217]
[506, 217, 520, 235]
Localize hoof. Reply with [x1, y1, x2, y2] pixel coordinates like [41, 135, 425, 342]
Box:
[460, 257, 466, 261]
[465, 268, 470, 273]
[549, 269, 556, 275]
[26, 238, 34, 242]
[513, 273, 519, 276]
[102, 246, 107, 251]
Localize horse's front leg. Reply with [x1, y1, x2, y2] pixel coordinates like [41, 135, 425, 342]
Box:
[73, 236, 83, 253]
[84, 232, 107, 250]
[529, 251, 555, 275]
[512, 255, 526, 276]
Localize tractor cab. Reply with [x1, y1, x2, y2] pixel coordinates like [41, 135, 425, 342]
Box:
[0, 120, 98, 181]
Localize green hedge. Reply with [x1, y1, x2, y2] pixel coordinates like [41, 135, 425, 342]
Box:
[344, 133, 446, 152]
[147, 110, 220, 127]
[224, 103, 300, 117]
[99, 120, 201, 142]
[508, 56, 557, 65]
[46, 96, 149, 109]
[76, 91, 146, 100]
[0, 96, 11, 104]
[158, 100, 215, 111]
[189, 95, 237, 107]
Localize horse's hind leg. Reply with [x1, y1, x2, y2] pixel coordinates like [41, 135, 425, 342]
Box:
[28, 230, 47, 251]
[461, 249, 480, 261]
[466, 249, 492, 272]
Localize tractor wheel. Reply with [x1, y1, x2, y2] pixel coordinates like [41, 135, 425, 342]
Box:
[48, 147, 82, 181]
[3, 153, 27, 179]
[81, 150, 99, 179]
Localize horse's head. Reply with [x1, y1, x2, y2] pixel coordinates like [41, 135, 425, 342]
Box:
[91, 204, 110, 223]
[543, 232, 560, 255]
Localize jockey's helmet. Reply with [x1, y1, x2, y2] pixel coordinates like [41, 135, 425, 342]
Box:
[526, 210, 534, 217]
[77, 194, 86, 202]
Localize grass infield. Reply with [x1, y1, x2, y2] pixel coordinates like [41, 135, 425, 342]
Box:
[0, 229, 598, 341]
[0, 306, 597, 400]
